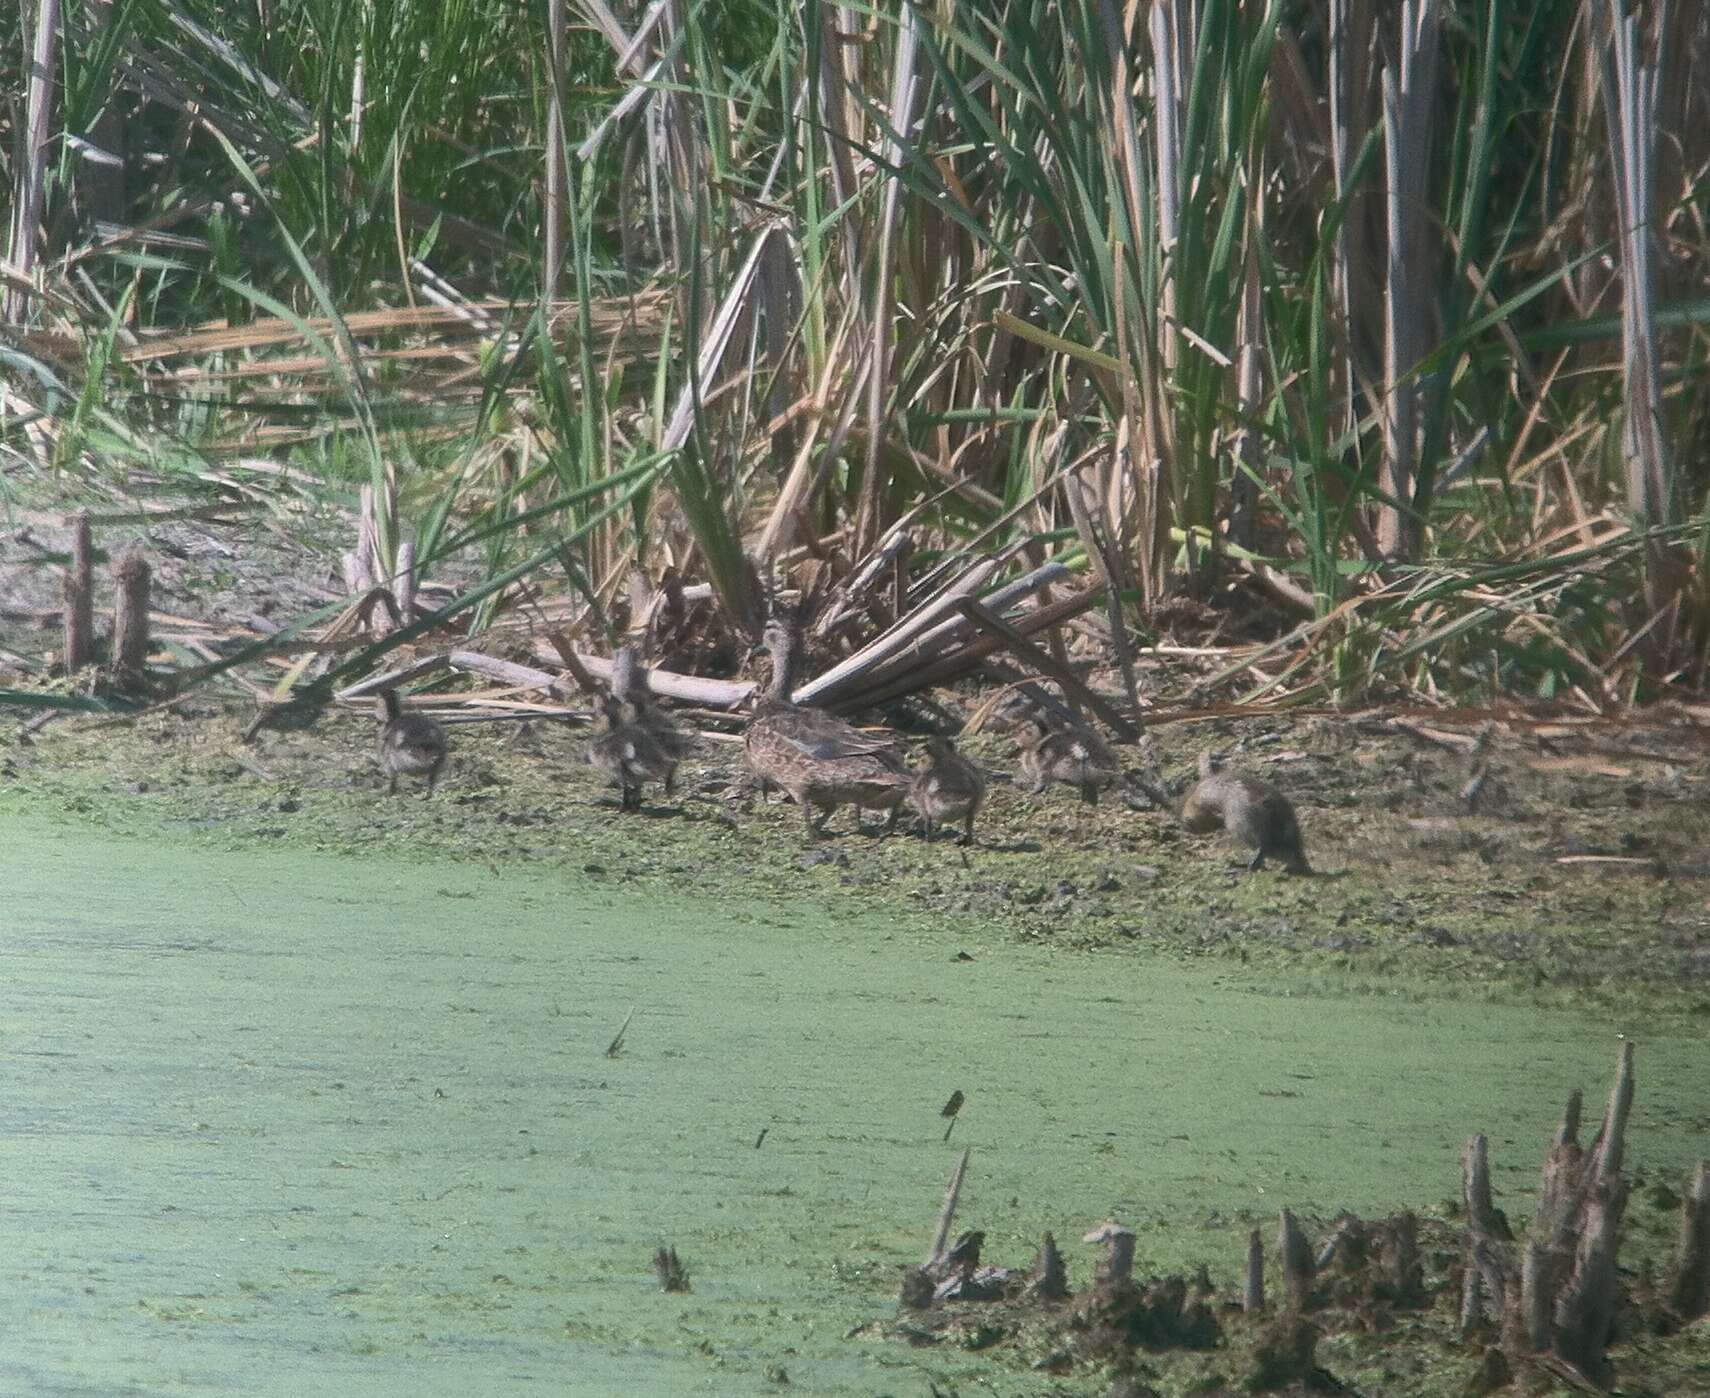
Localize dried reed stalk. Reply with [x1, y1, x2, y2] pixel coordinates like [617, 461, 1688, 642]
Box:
[111, 551, 152, 680]
[63, 511, 94, 671]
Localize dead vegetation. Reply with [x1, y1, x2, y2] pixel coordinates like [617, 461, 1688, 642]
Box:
[874, 1050, 1710, 1394]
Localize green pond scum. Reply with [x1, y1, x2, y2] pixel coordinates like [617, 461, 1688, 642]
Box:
[3, 712, 1709, 1394]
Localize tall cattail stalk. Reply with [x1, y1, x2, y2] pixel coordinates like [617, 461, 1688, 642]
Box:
[1594, 3, 1675, 569]
[6, 0, 61, 324]
[1377, 0, 1442, 564]
[855, 3, 924, 559]
[542, 0, 568, 301]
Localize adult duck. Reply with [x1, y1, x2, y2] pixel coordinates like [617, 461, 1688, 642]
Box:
[745, 615, 910, 838]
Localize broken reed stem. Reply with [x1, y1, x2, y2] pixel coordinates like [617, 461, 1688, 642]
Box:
[111, 550, 152, 681]
[1387, 1212, 1422, 1302]
[795, 559, 1069, 708]
[1591, 1040, 1635, 1180]
[1100, 1232, 1136, 1284]
[1028, 1231, 1068, 1300]
[1520, 1240, 1554, 1351]
[605, 1006, 636, 1057]
[1554, 1086, 1584, 1151]
[63, 510, 94, 671]
[1085, 1221, 1136, 1285]
[652, 1244, 690, 1292]
[1554, 1184, 1626, 1377]
[1673, 1161, 1710, 1318]
[954, 597, 1139, 740]
[394, 540, 416, 622]
[1244, 1227, 1265, 1313]
[1457, 1261, 1484, 1336]
[836, 588, 1100, 713]
[1279, 1209, 1313, 1313]
[1467, 1044, 1639, 1383]
[926, 1147, 971, 1266]
[1462, 1133, 1509, 1237]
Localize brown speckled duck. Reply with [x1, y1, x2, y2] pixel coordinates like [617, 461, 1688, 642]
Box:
[910, 736, 987, 845]
[1180, 751, 1310, 874]
[1019, 715, 1120, 805]
[745, 615, 910, 838]
[587, 694, 677, 811]
[377, 689, 448, 795]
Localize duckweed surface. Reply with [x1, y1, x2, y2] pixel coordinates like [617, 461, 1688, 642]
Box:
[7, 807, 1708, 1395]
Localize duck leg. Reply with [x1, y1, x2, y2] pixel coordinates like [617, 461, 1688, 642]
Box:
[961, 810, 976, 845]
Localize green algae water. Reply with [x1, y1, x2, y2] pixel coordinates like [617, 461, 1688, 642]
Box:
[5, 810, 1705, 1395]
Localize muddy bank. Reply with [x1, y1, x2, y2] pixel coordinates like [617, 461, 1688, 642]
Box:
[8, 701, 1710, 1026]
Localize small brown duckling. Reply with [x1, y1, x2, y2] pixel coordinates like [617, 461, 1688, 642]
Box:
[910, 736, 987, 845]
[627, 687, 693, 765]
[1019, 716, 1121, 805]
[377, 689, 449, 795]
[612, 645, 694, 763]
[1180, 751, 1310, 874]
[587, 694, 677, 811]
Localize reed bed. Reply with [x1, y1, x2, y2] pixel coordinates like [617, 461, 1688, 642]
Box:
[3, 1, 1709, 710]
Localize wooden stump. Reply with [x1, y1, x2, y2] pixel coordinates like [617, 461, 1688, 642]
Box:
[1671, 1161, 1710, 1319]
[1027, 1231, 1068, 1301]
[63, 510, 94, 671]
[1278, 1209, 1313, 1313]
[1463, 1044, 1635, 1388]
[1084, 1221, 1136, 1286]
[1462, 1132, 1512, 1239]
[111, 550, 151, 684]
[652, 1244, 690, 1292]
[1243, 1227, 1265, 1313]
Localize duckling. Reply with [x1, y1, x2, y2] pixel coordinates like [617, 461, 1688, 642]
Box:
[1180, 751, 1310, 874]
[376, 689, 449, 795]
[745, 615, 911, 838]
[586, 694, 677, 811]
[611, 645, 693, 763]
[1019, 715, 1121, 805]
[910, 736, 987, 845]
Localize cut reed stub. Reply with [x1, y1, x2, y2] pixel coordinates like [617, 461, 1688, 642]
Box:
[1278, 1208, 1314, 1314]
[940, 1088, 964, 1141]
[111, 550, 152, 685]
[1026, 1231, 1068, 1301]
[1243, 1227, 1265, 1313]
[1670, 1160, 1710, 1321]
[63, 510, 94, 673]
[1461, 1044, 1637, 1387]
[652, 1244, 690, 1293]
[1083, 1220, 1136, 1286]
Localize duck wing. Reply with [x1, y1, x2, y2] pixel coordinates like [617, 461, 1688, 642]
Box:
[759, 708, 900, 763]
